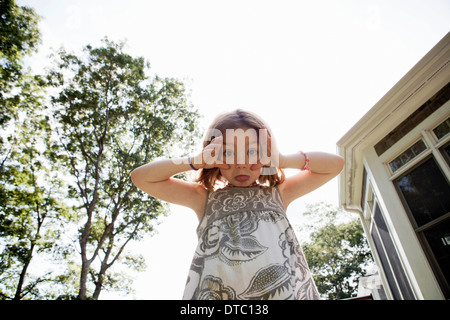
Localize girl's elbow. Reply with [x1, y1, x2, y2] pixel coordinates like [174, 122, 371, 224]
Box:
[335, 155, 345, 174]
[130, 168, 141, 185]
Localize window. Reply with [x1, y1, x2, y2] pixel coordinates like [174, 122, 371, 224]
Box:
[423, 219, 450, 292]
[395, 157, 450, 227]
[362, 177, 414, 299]
[388, 140, 427, 173]
[371, 203, 415, 300]
[374, 83, 450, 156]
[390, 115, 450, 298]
[433, 117, 450, 140]
[439, 140, 450, 167]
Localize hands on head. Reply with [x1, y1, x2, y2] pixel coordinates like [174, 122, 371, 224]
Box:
[192, 126, 279, 172]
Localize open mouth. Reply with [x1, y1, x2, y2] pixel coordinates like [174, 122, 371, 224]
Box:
[234, 175, 250, 182]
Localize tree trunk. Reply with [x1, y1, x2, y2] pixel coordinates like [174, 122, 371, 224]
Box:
[78, 258, 90, 300]
[92, 272, 104, 300]
[14, 198, 42, 300]
[92, 252, 109, 300]
[13, 246, 34, 300]
[78, 209, 94, 300]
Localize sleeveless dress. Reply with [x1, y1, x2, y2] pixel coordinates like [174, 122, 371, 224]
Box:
[182, 186, 320, 300]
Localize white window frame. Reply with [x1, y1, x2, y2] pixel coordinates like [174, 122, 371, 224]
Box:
[361, 176, 417, 300]
[377, 102, 450, 297]
[379, 102, 450, 181]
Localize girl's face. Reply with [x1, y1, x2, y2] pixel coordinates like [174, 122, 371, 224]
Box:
[218, 128, 262, 187]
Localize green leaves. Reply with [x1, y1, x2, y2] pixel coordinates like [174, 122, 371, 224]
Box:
[0, 0, 41, 127]
[2, 13, 200, 297]
[0, 1, 70, 299]
[46, 38, 200, 299]
[0, 108, 71, 299]
[301, 203, 374, 300]
[1, 0, 200, 299]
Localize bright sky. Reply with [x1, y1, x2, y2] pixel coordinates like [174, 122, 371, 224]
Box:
[18, 0, 449, 299]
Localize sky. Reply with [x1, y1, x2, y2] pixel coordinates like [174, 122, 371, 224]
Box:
[18, 0, 449, 299]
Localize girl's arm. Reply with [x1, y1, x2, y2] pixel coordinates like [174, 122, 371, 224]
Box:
[131, 158, 207, 218]
[131, 136, 228, 219]
[278, 152, 344, 209]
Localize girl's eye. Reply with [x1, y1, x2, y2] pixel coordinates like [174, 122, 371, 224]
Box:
[224, 150, 234, 157]
[248, 149, 258, 156]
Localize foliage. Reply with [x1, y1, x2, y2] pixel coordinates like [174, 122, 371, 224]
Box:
[46, 38, 201, 299]
[0, 106, 72, 299]
[300, 202, 374, 300]
[1, 0, 200, 299]
[0, 0, 41, 127]
[0, 0, 71, 300]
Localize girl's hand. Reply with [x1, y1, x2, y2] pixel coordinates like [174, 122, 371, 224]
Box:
[193, 136, 230, 170]
[251, 126, 280, 173]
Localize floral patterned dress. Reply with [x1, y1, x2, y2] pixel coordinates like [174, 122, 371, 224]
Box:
[182, 186, 320, 300]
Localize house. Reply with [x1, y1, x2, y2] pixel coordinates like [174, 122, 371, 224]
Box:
[337, 32, 450, 300]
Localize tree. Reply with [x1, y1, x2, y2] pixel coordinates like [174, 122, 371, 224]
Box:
[300, 202, 374, 300]
[1, 0, 42, 168]
[0, 104, 71, 300]
[0, 0, 69, 300]
[0, 0, 41, 128]
[47, 38, 200, 299]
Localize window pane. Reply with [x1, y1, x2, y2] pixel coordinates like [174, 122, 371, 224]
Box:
[371, 226, 402, 300]
[440, 141, 450, 167]
[395, 157, 450, 227]
[423, 218, 450, 292]
[389, 140, 427, 173]
[373, 204, 415, 299]
[433, 117, 450, 140]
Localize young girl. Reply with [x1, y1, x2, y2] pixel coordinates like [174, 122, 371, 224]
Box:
[131, 109, 344, 300]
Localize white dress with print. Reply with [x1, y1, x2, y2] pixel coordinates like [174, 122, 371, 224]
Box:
[182, 186, 320, 300]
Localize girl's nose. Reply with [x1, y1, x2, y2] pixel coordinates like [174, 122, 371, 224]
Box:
[235, 162, 248, 169]
[235, 151, 250, 168]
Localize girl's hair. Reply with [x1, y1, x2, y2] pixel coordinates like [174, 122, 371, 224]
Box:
[196, 109, 285, 191]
